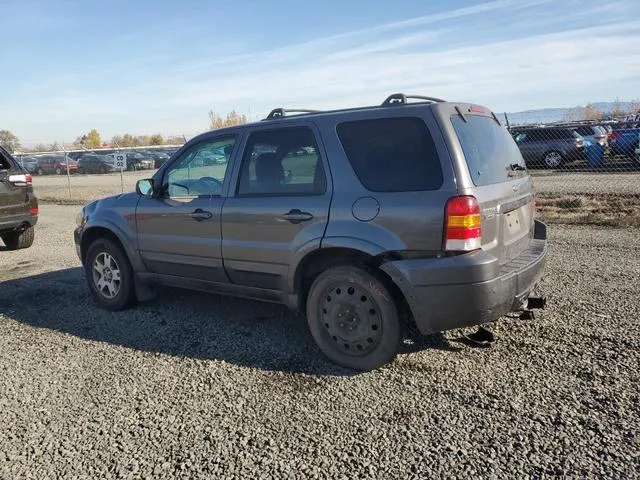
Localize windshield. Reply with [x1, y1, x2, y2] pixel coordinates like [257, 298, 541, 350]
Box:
[451, 114, 526, 186]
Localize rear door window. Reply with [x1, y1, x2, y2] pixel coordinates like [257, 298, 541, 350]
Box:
[336, 117, 443, 192]
[451, 114, 526, 187]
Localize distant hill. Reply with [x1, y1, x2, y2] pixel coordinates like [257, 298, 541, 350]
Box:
[499, 101, 634, 126]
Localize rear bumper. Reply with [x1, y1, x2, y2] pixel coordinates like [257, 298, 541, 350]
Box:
[0, 211, 38, 234]
[381, 220, 548, 335]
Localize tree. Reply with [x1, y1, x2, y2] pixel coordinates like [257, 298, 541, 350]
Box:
[225, 110, 247, 127]
[0, 130, 21, 152]
[209, 109, 248, 130]
[611, 97, 625, 118]
[149, 134, 164, 145]
[627, 98, 640, 116]
[562, 107, 582, 123]
[121, 133, 135, 147]
[209, 111, 225, 130]
[583, 104, 603, 121]
[85, 129, 101, 148]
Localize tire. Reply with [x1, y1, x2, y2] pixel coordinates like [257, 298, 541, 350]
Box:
[55, 166, 62, 175]
[100, 165, 107, 174]
[2, 226, 35, 250]
[37, 168, 44, 176]
[85, 237, 137, 311]
[542, 150, 563, 169]
[306, 265, 402, 371]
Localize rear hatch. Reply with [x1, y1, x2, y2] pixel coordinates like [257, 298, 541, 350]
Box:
[448, 107, 534, 265]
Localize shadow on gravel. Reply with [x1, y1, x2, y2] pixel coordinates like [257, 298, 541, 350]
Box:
[1, 268, 455, 375]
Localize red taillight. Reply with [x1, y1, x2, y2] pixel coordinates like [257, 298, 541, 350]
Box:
[610, 132, 620, 141]
[25, 174, 32, 185]
[30, 208, 38, 215]
[469, 105, 485, 113]
[444, 196, 482, 252]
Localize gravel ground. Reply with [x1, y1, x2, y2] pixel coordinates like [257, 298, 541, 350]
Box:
[1, 205, 639, 479]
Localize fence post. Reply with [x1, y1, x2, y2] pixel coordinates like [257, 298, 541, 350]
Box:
[61, 142, 72, 200]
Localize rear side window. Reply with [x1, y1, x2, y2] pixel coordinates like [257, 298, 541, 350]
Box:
[336, 117, 443, 192]
[451, 114, 526, 187]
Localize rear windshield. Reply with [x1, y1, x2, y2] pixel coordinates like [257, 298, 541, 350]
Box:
[451, 114, 526, 187]
[336, 117, 443, 192]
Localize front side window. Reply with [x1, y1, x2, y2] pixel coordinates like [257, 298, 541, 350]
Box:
[163, 136, 235, 198]
[237, 127, 325, 196]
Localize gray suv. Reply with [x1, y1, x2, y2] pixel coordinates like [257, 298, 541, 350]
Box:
[74, 94, 548, 371]
[511, 126, 585, 168]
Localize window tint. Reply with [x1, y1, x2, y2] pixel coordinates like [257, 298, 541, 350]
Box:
[451, 114, 526, 187]
[337, 117, 443, 192]
[237, 127, 325, 196]
[163, 136, 235, 198]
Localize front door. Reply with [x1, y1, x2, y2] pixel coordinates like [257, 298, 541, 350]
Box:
[221, 125, 331, 290]
[136, 135, 237, 282]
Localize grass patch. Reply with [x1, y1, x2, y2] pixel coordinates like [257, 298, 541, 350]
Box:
[536, 193, 640, 227]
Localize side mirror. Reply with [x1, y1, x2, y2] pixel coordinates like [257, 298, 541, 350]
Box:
[136, 179, 155, 197]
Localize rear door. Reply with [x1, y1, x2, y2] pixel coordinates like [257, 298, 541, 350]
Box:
[448, 110, 534, 264]
[0, 149, 28, 223]
[221, 124, 331, 290]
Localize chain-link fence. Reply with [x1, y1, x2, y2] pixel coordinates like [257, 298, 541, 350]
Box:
[10, 118, 640, 227]
[12, 144, 184, 205]
[507, 119, 640, 227]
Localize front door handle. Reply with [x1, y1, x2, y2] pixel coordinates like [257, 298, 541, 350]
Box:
[280, 209, 313, 224]
[189, 208, 213, 221]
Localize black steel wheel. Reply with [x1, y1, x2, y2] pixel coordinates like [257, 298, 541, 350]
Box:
[306, 266, 401, 371]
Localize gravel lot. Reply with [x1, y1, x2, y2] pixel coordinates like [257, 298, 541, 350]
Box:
[1, 205, 639, 479]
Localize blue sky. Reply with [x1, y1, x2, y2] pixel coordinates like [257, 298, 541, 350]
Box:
[2, 0, 639, 146]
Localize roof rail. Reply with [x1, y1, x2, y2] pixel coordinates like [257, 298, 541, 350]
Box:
[263, 108, 323, 120]
[381, 93, 446, 106]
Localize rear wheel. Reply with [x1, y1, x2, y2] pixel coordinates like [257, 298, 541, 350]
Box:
[85, 238, 136, 311]
[306, 266, 401, 371]
[37, 168, 44, 175]
[55, 166, 62, 175]
[2, 226, 35, 250]
[543, 150, 563, 169]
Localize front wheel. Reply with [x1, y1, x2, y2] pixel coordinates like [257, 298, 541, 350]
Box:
[85, 238, 137, 311]
[306, 266, 402, 371]
[55, 166, 62, 175]
[2, 226, 35, 250]
[543, 150, 563, 169]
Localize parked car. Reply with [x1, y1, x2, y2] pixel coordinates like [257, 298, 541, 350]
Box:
[144, 150, 172, 169]
[125, 151, 154, 170]
[35, 154, 79, 175]
[571, 125, 608, 147]
[77, 154, 118, 174]
[610, 126, 640, 159]
[17, 156, 40, 174]
[510, 126, 585, 168]
[0, 146, 38, 250]
[74, 93, 548, 371]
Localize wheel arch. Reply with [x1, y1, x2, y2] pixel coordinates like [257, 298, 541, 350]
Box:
[291, 245, 410, 321]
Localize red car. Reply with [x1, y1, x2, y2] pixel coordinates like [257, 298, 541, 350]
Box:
[35, 155, 79, 175]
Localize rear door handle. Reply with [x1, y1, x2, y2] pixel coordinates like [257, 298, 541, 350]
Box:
[280, 209, 313, 224]
[189, 208, 213, 221]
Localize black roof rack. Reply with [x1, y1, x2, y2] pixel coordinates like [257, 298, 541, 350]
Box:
[264, 108, 323, 120]
[381, 93, 446, 106]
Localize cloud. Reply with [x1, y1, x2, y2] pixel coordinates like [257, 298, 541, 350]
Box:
[4, 0, 640, 144]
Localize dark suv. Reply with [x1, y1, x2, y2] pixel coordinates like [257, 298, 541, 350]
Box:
[511, 126, 585, 168]
[1, 146, 38, 250]
[74, 94, 548, 370]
